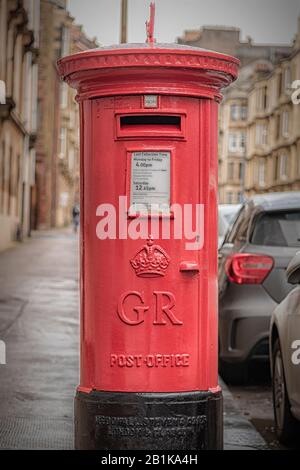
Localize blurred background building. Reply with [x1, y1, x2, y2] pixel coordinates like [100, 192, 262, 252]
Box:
[33, 0, 97, 230]
[178, 22, 300, 204]
[0, 0, 40, 251]
[0, 1, 299, 251]
[245, 20, 300, 197]
[178, 25, 292, 66]
[0, 0, 97, 251]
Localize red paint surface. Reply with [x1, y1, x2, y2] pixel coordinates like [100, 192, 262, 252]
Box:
[58, 45, 238, 393]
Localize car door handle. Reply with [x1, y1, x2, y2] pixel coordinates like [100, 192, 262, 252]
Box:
[179, 261, 199, 272]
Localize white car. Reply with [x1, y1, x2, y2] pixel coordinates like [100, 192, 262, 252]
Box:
[270, 251, 300, 444]
[218, 204, 241, 249]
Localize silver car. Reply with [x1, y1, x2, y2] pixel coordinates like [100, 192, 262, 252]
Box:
[270, 252, 300, 444]
[219, 192, 300, 384]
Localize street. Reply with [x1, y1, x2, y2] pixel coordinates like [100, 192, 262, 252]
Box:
[227, 364, 298, 450]
[0, 229, 79, 449]
[0, 228, 274, 450]
[229, 381, 280, 448]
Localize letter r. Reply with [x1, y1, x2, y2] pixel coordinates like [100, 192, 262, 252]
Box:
[153, 291, 183, 325]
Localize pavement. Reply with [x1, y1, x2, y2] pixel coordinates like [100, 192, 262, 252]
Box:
[0, 228, 267, 450]
[222, 380, 268, 450]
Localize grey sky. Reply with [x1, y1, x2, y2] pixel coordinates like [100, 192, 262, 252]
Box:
[68, 0, 300, 47]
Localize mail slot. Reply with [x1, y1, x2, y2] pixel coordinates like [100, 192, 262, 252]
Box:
[120, 114, 181, 127]
[58, 39, 239, 450]
[116, 112, 186, 139]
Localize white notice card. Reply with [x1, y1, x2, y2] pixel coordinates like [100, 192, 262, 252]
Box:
[130, 151, 171, 215]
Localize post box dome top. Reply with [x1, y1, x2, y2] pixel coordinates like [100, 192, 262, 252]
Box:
[57, 43, 239, 102]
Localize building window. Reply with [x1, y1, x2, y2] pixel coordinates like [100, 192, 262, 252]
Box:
[60, 83, 68, 109]
[16, 155, 20, 216]
[241, 105, 247, 121]
[238, 162, 243, 180]
[228, 132, 246, 153]
[69, 108, 75, 128]
[59, 127, 67, 158]
[256, 86, 268, 111]
[226, 192, 233, 204]
[256, 123, 268, 146]
[237, 191, 243, 203]
[281, 111, 289, 138]
[7, 147, 13, 214]
[283, 66, 291, 92]
[256, 90, 260, 110]
[263, 86, 268, 109]
[230, 104, 239, 121]
[278, 72, 282, 98]
[258, 159, 266, 187]
[68, 147, 75, 171]
[13, 35, 22, 111]
[0, 141, 5, 213]
[279, 154, 289, 180]
[274, 155, 279, 181]
[275, 114, 280, 140]
[61, 26, 70, 57]
[230, 104, 247, 121]
[240, 133, 246, 151]
[228, 133, 237, 152]
[218, 162, 222, 180]
[228, 162, 234, 181]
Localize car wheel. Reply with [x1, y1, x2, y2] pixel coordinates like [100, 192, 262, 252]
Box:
[219, 358, 248, 385]
[272, 338, 299, 445]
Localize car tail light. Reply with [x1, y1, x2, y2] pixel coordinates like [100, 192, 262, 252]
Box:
[225, 253, 274, 284]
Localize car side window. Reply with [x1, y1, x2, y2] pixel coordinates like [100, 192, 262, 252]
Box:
[250, 210, 300, 247]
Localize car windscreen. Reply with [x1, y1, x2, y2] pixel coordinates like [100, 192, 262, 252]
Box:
[223, 212, 236, 224]
[218, 209, 239, 237]
[218, 216, 228, 237]
[251, 210, 300, 247]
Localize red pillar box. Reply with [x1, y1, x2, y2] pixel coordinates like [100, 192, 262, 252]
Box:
[57, 42, 238, 450]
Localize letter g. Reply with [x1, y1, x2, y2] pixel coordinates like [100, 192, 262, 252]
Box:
[118, 291, 149, 325]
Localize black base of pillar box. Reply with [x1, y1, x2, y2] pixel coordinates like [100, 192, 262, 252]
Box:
[75, 389, 223, 450]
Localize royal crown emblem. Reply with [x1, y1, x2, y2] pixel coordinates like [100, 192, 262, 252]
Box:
[130, 236, 170, 278]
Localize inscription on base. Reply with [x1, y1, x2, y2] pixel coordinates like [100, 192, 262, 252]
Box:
[95, 415, 207, 438]
[110, 353, 190, 368]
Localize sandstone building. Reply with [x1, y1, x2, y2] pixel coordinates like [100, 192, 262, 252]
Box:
[0, 0, 40, 250]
